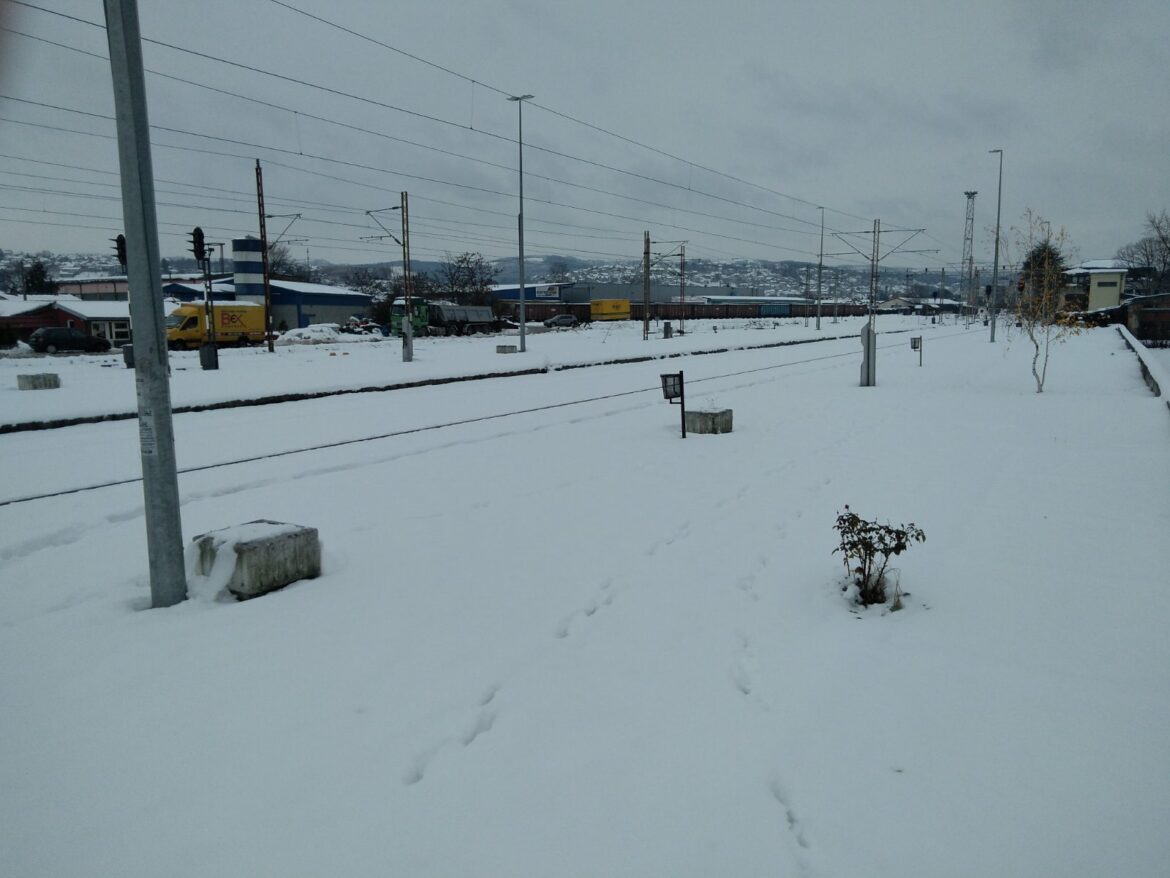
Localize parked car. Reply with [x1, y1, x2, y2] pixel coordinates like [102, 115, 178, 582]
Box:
[543, 314, 579, 328]
[28, 326, 112, 354]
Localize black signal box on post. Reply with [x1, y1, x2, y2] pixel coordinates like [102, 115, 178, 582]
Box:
[112, 234, 127, 268]
[190, 227, 206, 262]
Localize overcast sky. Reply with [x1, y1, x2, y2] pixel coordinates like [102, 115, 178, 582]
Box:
[1, 0, 1167, 273]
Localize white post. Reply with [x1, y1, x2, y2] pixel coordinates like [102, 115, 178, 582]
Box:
[104, 0, 187, 607]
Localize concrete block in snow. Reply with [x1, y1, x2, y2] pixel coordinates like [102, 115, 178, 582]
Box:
[192, 519, 320, 600]
[684, 408, 733, 434]
[17, 373, 60, 390]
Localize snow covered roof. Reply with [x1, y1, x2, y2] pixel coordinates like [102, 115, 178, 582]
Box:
[1066, 259, 1127, 274]
[0, 298, 55, 317]
[491, 283, 571, 292]
[55, 301, 132, 320]
[0, 292, 81, 303]
[267, 280, 372, 297]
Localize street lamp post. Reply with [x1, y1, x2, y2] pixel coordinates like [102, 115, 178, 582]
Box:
[988, 148, 1004, 342]
[507, 93, 534, 353]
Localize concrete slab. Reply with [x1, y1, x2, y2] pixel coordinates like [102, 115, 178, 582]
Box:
[685, 408, 733, 434]
[193, 519, 320, 600]
[17, 373, 60, 391]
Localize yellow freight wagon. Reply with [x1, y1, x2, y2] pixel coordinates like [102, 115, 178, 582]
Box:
[589, 299, 631, 321]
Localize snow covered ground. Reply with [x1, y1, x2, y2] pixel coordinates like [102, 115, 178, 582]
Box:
[1, 320, 1167, 877]
[1, 315, 909, 426]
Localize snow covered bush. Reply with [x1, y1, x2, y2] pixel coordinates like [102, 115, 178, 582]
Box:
[833, 506, 925, 607]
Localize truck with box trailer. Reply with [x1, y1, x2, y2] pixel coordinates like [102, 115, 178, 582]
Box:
[389, 299, 504, 336]
[165, 302, 267, 350]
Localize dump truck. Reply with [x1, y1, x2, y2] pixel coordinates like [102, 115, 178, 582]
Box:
[389, 299, 504, 336]
[590, 298, 631, 321]
[427, 302, 501, 335]
[165, 302, 267, 350]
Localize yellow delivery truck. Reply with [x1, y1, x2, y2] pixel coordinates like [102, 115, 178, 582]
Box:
[165, 302, 267, 350]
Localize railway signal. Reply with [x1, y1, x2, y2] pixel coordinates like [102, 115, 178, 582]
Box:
[190, 226, 206, 263]
[112, 233, 127, 268]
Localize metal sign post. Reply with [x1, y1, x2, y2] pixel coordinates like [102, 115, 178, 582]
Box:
[660, 370, 686, 438]
[911, 336, 923, 366]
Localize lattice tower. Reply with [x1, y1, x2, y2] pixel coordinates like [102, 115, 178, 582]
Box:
[962, 191, 977, 306]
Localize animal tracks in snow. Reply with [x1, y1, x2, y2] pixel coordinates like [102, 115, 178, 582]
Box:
[730, 630, 773, 714]
[768, 776, 811, 850]
[734, 554, 770, 602]
[644, 520, 691, 557]
[402, 683, 501, 786]
[555, 578, 616, 639]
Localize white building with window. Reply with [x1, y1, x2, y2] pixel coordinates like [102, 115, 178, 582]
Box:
[55, 300, 133, 346]
[1064, 260, 1127, 312]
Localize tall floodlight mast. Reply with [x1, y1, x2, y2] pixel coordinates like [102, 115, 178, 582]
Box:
[962, 191, 978, 319]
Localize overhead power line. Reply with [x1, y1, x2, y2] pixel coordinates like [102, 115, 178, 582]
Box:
[4, 1, 949, 263]
[9, 0, 876, 232]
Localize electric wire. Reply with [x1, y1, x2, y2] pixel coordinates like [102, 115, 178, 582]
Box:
[4, 2, 918, 237]
[2, 3, 953, 265]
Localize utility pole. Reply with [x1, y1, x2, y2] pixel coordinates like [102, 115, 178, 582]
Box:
[256, 160, 274, 352]
[941, 266, 948, 322]
[363, 195, 414, 362]
[507, 93, 534, 352]
[826, 220, 935, 388]
[400, 190, 413, 362]
[679, 243, 685, 335]
[803, 265, 811, 326]
[104, 0, 186, 607]
[832, 268, 839, 323]
[989, 148, 1004, 342]
[643, 231, 651, 341]
[862, 219, 880, 386]
[816, 206, 824, 330]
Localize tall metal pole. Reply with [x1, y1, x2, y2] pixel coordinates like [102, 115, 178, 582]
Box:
[803, 265, 810, 326]
[869, 219, 880, 328]
[679, 243, 685, 335]
[832, 268, 839, 323]
[256, 160, 274, 352]
[508, 94, 534, 352]
[815, 206, 824, 330]
[643, 231, 651, 340]
[104, 0, 187, 607]
[400, 190, 414, 361]
[962, 191, 977, 321]
[989, 149, 1003, 342]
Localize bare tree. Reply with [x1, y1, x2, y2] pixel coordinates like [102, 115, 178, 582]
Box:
[545, 257, 570, 283]
[438, 252, 498, 305]
[1115, 210, 1170, 293]
[23, 261, 58, 294]
[1014, 211, 1080, 393]
[267, 243, 310, 280]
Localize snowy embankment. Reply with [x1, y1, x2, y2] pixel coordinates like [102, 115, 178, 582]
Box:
[1, 325, 1167, 877]
[0, 315, 911, 428]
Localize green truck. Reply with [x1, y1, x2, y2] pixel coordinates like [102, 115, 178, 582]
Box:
[389, 298, 429, 338]
[389, 299, 504, 337]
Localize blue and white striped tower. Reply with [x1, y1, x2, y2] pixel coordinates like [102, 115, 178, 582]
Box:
[233, 237, 266, 295]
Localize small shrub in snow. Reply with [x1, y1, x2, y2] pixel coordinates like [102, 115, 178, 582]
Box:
[833, 505, 925, 607]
